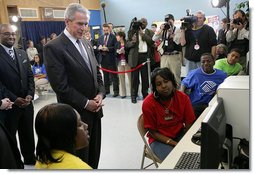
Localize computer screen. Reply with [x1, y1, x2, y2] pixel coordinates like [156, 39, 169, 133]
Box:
[200, 97, 226, 169]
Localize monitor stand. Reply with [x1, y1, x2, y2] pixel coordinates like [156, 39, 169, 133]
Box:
[222, 124, 233, 168]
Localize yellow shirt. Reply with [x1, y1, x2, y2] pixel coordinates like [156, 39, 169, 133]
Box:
[35, 150, 92, 169]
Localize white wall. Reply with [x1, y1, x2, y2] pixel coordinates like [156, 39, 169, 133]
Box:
[99, 0, 248, 30]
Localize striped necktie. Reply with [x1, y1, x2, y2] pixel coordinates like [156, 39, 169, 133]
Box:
[104, 34, 108, 46]
[76, 39, 91, 72]
[9, 49, 15, 60]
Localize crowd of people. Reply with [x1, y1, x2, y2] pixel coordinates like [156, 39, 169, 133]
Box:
[0, 1, 249, 169]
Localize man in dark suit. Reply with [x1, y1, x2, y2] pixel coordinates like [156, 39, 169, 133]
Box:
[126, 18, 155, 103]
[0, 24, 36, 165]
[44, 3, 105, 169]
[0, 121, 24, 169]
[97, 23, 119, 97]
[35, 35, 46, 63]
[0, 81, 13, 123]
[1, 82, 24, 169]
[0, 88, 24, 168]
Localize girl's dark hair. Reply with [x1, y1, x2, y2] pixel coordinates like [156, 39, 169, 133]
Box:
[116, 31, 126, 40]
[151, 67, 177, 93]
[33, 54, 42, 66]
[221, 18, 228, 23]
[234, 10, 246, 18]
[35, 103, 78, 164]
[27, 40, 33, 45]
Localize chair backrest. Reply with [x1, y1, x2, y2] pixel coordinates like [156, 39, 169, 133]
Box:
[137, 114, 147, 138]
[137, 114, 162, 165]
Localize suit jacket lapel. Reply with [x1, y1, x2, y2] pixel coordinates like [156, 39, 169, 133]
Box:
[14, 48, 25, 78]
[0, 45, 19, 73]
[60, 33, 91, 74]
[81, 40, 96, 75]
[82, 40, 99, 88]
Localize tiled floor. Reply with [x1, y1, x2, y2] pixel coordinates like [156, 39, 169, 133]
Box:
[25, 90, 155, 170]
[23, 65, 188, 170]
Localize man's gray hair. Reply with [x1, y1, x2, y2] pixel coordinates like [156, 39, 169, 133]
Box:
[64, 3, 90, 21]
[196, 10, 205, 17]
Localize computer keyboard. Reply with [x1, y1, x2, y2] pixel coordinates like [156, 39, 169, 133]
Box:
[174, 152, 200, 169]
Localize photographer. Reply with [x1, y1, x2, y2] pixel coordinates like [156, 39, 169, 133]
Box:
[180, 10, 217, 73]
[153, 14, 182, 86]
[226, 10, 249, 73]
[126, 18, 154, 103]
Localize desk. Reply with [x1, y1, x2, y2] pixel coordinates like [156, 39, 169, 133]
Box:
[159, 76, 249, 169]
[159, 104, 212, 169]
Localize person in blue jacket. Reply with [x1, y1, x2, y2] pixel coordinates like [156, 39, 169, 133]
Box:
[180, 53, 227, 118]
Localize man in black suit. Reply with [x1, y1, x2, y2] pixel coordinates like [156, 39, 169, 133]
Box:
[1, 82, 23, 169]
[0, 81, 13, 123]
[0, 24, 36, 165]
[97, 23, 119, 97]
[44, 3, 105, 169]
[0, 86, 24, 168]
[0, 121, 24, 169]
[35, 35, 46, 63]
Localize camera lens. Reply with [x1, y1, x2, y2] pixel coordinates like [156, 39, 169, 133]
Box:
[164, 23, 170, 30]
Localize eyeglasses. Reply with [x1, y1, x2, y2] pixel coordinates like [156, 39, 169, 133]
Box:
[0, 32, 16, 37]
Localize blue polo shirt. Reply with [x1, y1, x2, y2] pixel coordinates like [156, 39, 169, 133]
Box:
[181, 68, 227, 105]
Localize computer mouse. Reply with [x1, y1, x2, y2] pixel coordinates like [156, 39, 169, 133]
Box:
[191, 132, 201, 146]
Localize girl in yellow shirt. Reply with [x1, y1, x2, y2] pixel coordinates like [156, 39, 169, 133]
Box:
[35, 103, 92, 169]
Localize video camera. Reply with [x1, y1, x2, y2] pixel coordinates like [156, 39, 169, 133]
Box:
[163, 14, 174, 31]
[129, 17, 142, 31]
[232, 17, 244, 25]
[163, 23, 171, 30]
[180, 9, 197, 30]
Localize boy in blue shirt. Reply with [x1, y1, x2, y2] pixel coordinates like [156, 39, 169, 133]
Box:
[180, 53, 227, 118]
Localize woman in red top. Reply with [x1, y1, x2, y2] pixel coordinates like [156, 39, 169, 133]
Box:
[142, 67, 196, 160]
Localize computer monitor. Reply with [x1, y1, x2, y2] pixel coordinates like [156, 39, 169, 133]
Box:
[200, 97, 226, 169]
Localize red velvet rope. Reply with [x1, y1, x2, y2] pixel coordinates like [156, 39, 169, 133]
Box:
[99, 62, 147, 74]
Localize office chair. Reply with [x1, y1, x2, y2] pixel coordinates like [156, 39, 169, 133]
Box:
[137, 114, 162, 169]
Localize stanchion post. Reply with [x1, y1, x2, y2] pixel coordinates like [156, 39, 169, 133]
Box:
[147, 58, 151, 93]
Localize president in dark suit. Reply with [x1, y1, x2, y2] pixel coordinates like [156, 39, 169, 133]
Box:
[97, 24, 119, 97]
[44, 3, 105, 169]
[0, 24, 36, 165]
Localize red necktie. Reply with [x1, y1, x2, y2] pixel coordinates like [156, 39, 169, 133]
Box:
[104, 34, 108, 45]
